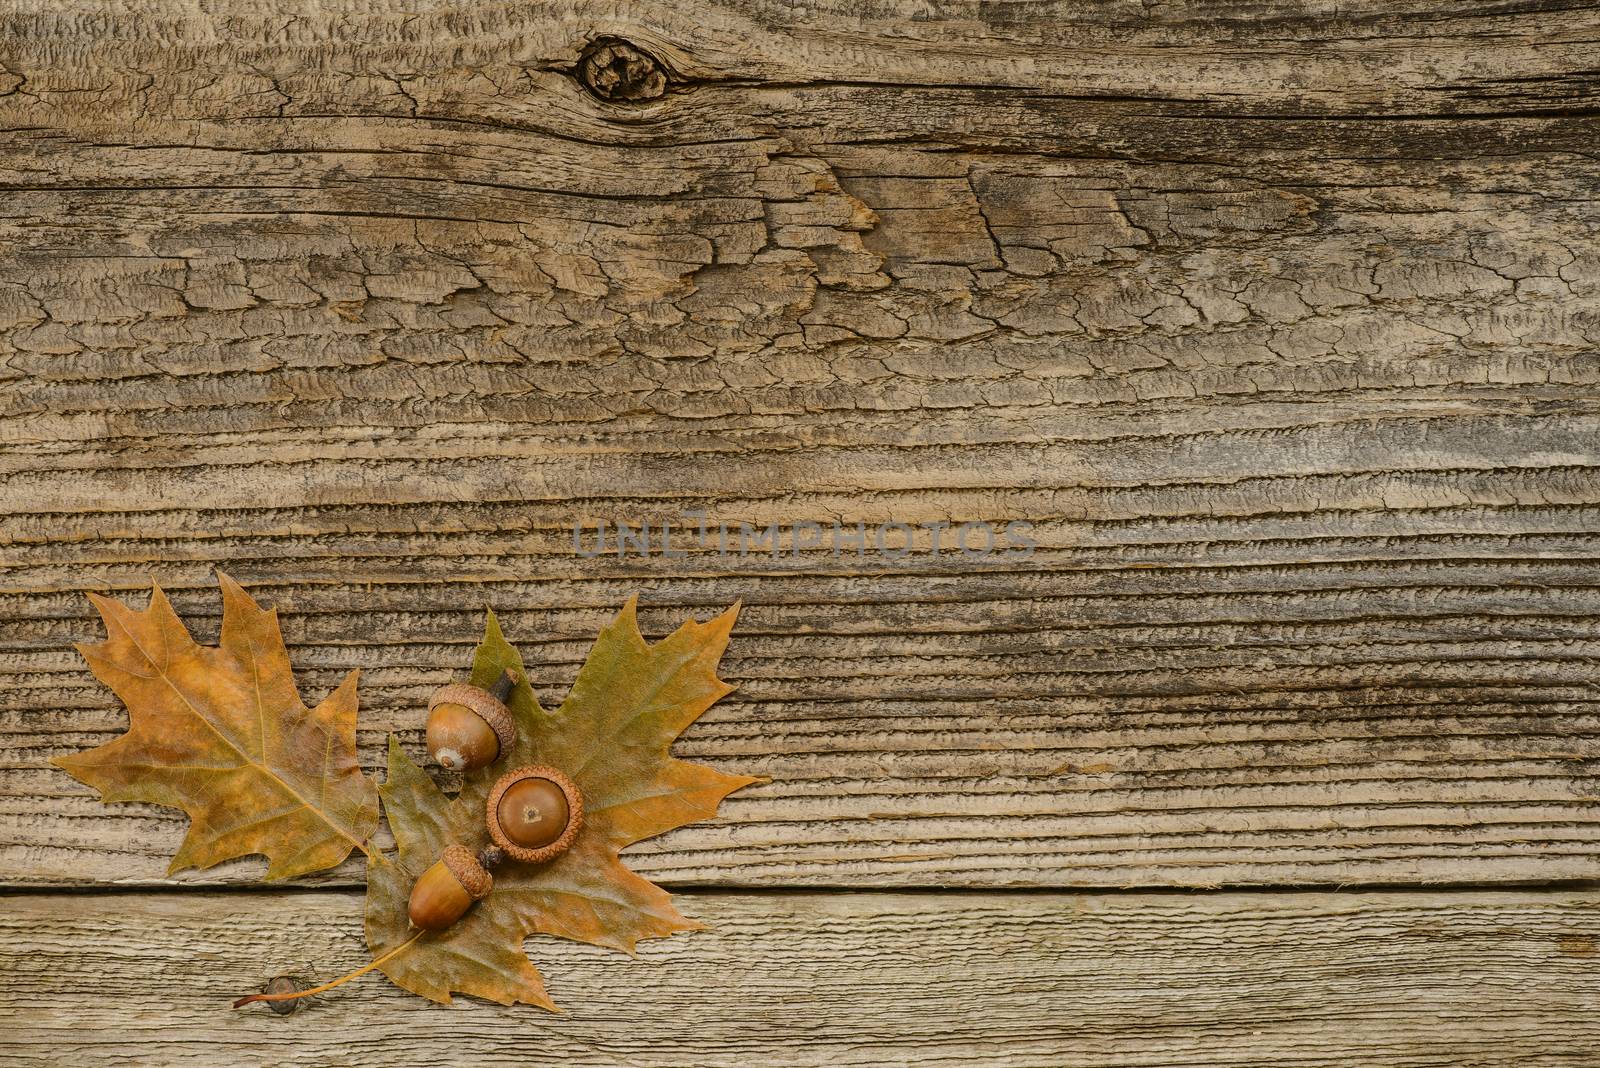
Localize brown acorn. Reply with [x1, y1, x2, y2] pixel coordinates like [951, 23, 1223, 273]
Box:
[407, 844, 493, 931]
[486, 766, 583, 865]
[426, 669, 519, 771]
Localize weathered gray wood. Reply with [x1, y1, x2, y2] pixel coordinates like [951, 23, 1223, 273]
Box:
[2, 889, 1598, 1067]
[3, 0, 1600, 890]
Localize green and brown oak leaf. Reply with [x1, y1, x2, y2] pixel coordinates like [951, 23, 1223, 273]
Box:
[364, 599, 762, 1007]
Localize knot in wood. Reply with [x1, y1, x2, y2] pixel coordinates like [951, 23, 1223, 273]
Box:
[262, 975, 305, 1016]
[578, 39, 669, 103]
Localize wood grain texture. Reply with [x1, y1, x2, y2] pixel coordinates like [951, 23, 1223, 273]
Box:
[3, 889, 1599, 1066]
[3, 0, 1600, 889]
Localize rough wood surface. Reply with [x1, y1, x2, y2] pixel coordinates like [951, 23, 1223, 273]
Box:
[2, 889, 1598, 1067]
[4, 0, 1600, 891]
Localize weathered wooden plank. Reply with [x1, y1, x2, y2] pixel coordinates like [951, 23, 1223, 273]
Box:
[2, 0, 1599, 890]
[1, 889, 1597, 1066]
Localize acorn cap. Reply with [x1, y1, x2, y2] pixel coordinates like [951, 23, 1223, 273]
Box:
[486, 765, 583, 865]
[428, 681, 517, 760]
[440, 843, 493, 900]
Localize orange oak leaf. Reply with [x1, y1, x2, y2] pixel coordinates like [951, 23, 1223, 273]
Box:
[54, 573, 380, 880]
[364, 598, 762, 1007]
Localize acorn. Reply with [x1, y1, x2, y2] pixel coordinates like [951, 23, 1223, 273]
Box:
[486, 766, 583, 865]
[426, 668, 519, 771]
[407, 843, 493, 931]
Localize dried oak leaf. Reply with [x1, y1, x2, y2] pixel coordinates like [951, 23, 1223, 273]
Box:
[365, 598, 761, 1007]
[54, 574, 379, 879]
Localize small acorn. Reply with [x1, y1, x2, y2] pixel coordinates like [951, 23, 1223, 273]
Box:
[486, 765, 583, 864]
[407, 843, 494, 931]
[426, 668, 519, 771]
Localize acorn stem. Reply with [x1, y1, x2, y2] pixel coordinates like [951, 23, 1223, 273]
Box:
[232, 930, 425, 1009]
[488, 668, 520, 704]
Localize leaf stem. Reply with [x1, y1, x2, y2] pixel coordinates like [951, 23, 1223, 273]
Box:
[232, 930, 424, 1008]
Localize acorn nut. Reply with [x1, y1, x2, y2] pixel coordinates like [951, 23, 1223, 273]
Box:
[426, 668, 519, 771]
[486, 766, 583, 864]
[407, 844, 493, 931]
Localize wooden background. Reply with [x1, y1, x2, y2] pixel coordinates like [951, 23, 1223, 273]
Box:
[2, 0, 1598, 1063]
